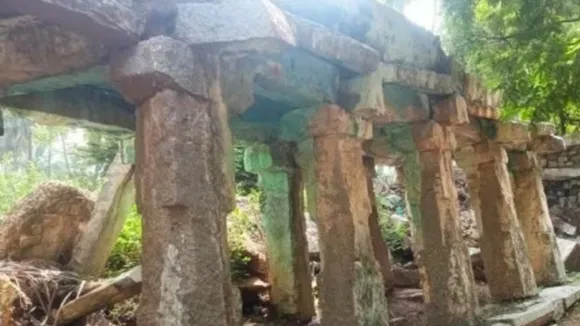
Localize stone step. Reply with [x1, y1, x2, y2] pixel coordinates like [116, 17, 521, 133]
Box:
[486, 285, 580, 326]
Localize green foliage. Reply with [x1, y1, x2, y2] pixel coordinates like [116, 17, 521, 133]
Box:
[234, 146, 258, 195]
[105, 204, 142, 276]
[376, 195, 409, 258]
[227, 191, 261, 281]
[74, 130, 122, 177]
[0, 153, 102, 217]
[442, 0, 580, 133]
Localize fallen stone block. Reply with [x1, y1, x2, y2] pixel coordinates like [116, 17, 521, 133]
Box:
[487, 299, 558, 326]
[557, 238, 580, 272]
[540, 285, 580, 309]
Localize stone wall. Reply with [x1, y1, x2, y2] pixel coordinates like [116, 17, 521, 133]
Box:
[540, 143, 580, 230]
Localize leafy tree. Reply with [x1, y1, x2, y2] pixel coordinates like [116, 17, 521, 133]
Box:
[441, 0, 580, 133]
[74, 130, 122, 178]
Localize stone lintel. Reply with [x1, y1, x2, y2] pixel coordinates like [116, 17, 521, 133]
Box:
[273, 0, 446, 71]
[0, 86, 135, 132]
[381, 63, 455, 95]
[463, 74, 502, 116]
[530, 135, 566, 154]
[287, 13, 380, 74]
[110, 36, 210, 105]
[172, 0, 296, 52]
[531, 122, 556, 137]
[1, 0, 145, 47]
[432, 93, 469, 125]
[495, 121, 531, 150]
[0, 16, 107, 88]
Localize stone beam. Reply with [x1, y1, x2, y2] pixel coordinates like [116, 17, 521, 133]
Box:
[463, 74, 502, 119]
[111, 35, 239, 326]
[381, 64, 455, 95]
[273, 0, 447, 71]
[495, 121, 531, 151]
[253, 49, 339, 108]
[244, 143, 315, 320]
[1, 0, 145, 47]
[0, 86, 135, 132]
[509, 151, 566, 286]
[0, 16, 107, 88]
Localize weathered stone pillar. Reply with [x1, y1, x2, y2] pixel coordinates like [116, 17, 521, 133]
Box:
[363, 156, 395, 290]
[69, 154, 135, 277]
[510, 151, 566, 286]
[400, 122, 478, 326]
[244, 144, 315, 320]
[457, 142, 537, 301]
[286, 106, 388, 326]
[111, 36, 238, 326]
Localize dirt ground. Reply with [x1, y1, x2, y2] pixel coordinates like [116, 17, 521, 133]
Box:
[561, 302, 580, 326]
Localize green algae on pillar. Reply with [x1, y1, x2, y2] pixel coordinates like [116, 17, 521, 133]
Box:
[388, 122, 478, 326]
[244, 144, 315, 320]
[283, 105, 389, 326]
[509, 151, 566, 286]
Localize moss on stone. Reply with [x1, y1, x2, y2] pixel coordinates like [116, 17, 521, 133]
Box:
[354, 258, 389, 326]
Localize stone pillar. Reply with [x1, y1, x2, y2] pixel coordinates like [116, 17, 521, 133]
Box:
[400, 122, 478, 326]
[244, 144, 315, 320]
[363, 156, 395, 290]
[68, 154, 135, 277]
[510, 151, 566, 286]
[458, 142, 537, 301]
[294, 106, 388, 326]
[111, 36, 238, 326]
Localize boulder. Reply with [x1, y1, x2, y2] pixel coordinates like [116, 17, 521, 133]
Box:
[557, 238, 580, 272]
[0, 182, 94, 265]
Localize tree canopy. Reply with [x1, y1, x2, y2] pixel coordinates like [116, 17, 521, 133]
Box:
[441, 0, 580, 133]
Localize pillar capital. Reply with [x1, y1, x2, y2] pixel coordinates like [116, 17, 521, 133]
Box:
[110, 36, 212, 105]
[508, 151, 540, 173]
[411, 121, 457, 152]
[244, 142, 295, 174]
[456, 140, 507, 169]
[280, 105, 372, 143]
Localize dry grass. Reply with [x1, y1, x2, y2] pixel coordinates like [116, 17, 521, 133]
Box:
[0, 260, 97, 326]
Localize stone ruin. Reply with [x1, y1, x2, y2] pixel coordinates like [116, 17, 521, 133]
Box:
[0, 0, 575, 325]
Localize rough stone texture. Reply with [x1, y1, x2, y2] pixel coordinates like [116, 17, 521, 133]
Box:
[381, 63, 455, 95]
[0, 16, 106, 88]
[530, 135, 566, 154]
[463, 74, 502, 119]
[399, 122, 479, 326]
[1, 0, 145, 46]
[509, 151, 566, 286]
[172, 0, 295, 51]
[557, 238, 580, 272]
[0, 182, 94, 265]
[287, 13, 380, 74]
[474, 142, 538, 301]
[243, 144, 315, 320]
[69, 154, 135, 277]
[0, 86, 135, 132]
[135, 87, 237, 325]
[364, 156, 395, 290]
[305, 105, 388, 326]
[495, 121, 531, 151]
[110, 36, 209, 105]
[273, 0, 446, 71]
[432, 94, 469, 125]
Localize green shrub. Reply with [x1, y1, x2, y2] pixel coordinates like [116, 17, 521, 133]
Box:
[105, 204, 142, 276]
[227, 191, 261, 281]
[376, 195, 409, 261]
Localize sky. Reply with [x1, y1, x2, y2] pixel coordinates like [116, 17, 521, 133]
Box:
[404, 0, 441, 34]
